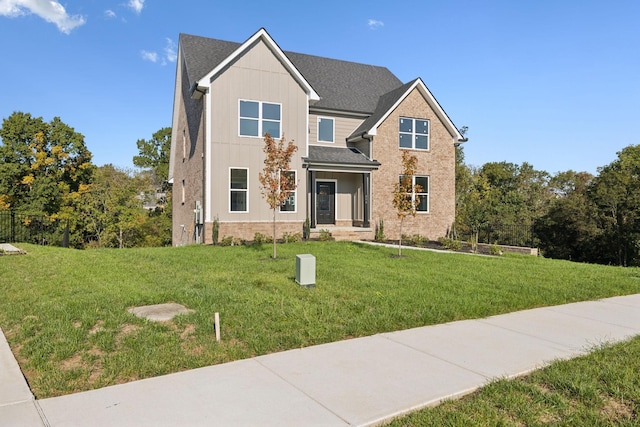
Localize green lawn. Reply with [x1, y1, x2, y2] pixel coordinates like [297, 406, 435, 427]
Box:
[388, 336, 640, 426]
[1, 242, 639, 399]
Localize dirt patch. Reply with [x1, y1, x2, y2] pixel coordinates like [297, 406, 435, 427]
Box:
[88, 320, 105, 335]
[180, 324, 196, 340]
[115, 324, 141, 346]
[61, 353, 84, 371]
[602, 396, 634, 421]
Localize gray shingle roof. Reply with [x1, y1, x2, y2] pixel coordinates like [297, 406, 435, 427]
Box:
[179, 33, 403, 114]
[303, 146, 380, 169]
[348, 79, 419, 139]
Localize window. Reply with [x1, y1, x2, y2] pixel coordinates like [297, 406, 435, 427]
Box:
[239, 100, 281, 137]
[181, 179, 185, 204]
[280, 170, 296, 212]
[399, 117, 429, 150]
[230, 168, 248, 212]
[399, 175, 429, 212]
[317, 117, 334, 143]
[182, 130, 186, 160]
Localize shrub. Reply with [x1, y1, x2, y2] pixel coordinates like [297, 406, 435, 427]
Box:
[375, 219, 386, 242]
[303, 217, 311, 240]
[212, 216, 220, 245]
[438, 237, 462, 251]
[490, 243, 503, 256]
[253, 232, 273, 245]
[409, 234, 427, 246]
[282, 232, 302, 243]
[220, 236, 242, 246]
[318, 229, 333, 241]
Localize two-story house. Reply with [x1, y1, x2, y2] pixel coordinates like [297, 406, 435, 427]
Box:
[168, 28, 465, 245]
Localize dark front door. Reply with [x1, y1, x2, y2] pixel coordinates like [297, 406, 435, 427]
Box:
[316, 182, 335, 225]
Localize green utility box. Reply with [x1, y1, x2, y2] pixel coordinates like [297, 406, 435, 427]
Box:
[295, 254, 316, 288]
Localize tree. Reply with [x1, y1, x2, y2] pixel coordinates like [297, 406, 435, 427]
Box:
[588, 145, 640, 266]
[133, 127, 172, 191]
[0, 112, 94, 216]
[133, 127, 172, 246]
[392, 151, 422, 256]
[258, 133, 297, 259]
[535, 171, 598, 262]
[81, 165, 147, 248]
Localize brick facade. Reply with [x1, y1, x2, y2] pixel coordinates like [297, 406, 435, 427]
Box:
[371, 88, 456, 241]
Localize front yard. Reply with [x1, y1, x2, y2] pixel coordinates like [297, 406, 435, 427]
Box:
[1, 241, 639, 398]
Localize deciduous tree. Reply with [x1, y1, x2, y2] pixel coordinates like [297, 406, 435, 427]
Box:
[258, 133, 297, 259]
[0, 112, 94, 215]
[392, 151, 421, 256]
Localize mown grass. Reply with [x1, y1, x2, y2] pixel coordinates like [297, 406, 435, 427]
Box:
[388, 336, 640, 426]
[1, 241, 639, 398]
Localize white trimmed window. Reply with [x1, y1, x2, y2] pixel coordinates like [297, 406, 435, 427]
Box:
[399, 175, 429, 212]
[239, 100, 281, 138]
[317, 117, 334, 143]
[230, 168, 248, 212]
[399, 117, 429, 150]
[280, 170, 296, 212]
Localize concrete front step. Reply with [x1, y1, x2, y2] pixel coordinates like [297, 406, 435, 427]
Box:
[309, 227, 374, 241]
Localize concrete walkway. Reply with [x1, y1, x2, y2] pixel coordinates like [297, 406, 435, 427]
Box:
[2, 294, 640, 427]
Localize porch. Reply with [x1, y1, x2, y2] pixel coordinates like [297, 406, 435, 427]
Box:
[303, 145, 380, 238]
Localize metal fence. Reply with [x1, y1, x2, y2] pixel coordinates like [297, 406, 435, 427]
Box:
[0, 210, 65, 246]
[460, 223, 535, 247]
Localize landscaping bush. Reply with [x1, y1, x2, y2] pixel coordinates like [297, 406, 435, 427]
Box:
[438, 237, 463, 251]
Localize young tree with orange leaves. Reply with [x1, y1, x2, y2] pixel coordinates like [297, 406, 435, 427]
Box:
[258, 133, 297, 259]
[392, 151, 422, 256]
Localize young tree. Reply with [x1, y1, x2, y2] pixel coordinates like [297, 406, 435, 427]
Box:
[392, 151, 422, 256]
[258, 133, 297, 259]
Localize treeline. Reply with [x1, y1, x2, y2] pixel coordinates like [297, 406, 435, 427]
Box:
[455, 144, 640, 266]
[0, 112, 171, 248]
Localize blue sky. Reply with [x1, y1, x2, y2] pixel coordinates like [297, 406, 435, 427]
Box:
[1, 0, 638, 175]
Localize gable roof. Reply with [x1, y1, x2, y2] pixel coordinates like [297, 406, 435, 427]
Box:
[179, 30, 403, 114]
[347, 78, 465, 142]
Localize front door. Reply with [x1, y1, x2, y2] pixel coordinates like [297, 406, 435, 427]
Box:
[316, 182, 335, 225]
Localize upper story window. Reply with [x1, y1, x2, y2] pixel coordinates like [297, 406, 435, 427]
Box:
[239, 100, 281, 138]
[280, 170, 296, 212]
[317, 117, 334, 143]
[230, 168, 248, 212]
[399, 117, 429, 150]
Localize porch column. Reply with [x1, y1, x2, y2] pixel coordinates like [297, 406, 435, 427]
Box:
[310, 170, 316, 228]
[363, 173, 370, 228]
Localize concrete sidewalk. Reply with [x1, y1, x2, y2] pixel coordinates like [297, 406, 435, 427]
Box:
[2, 294, 640, 426]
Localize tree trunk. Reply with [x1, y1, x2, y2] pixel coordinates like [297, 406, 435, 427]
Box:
[272, 208, 277, 259]
[398, 217, 403, 257]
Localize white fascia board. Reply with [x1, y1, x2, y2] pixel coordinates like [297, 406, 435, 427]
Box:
[168, 48, 184, 183]
[196, 28, 320, 101]
[368, 78, 463, 141]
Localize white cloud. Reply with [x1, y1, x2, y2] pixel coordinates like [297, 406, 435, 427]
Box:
[141, 50, 158, 63]
[164, 38, 177, 63]
[368, 19, 384, 30]
[142, 38, 176, 66]
[127, 0, 144, 14]
[0, 0, 85, 34]
[104, 9, 116, 19]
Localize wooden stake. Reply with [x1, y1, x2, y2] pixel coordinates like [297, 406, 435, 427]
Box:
[214, 312, 220, 342]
